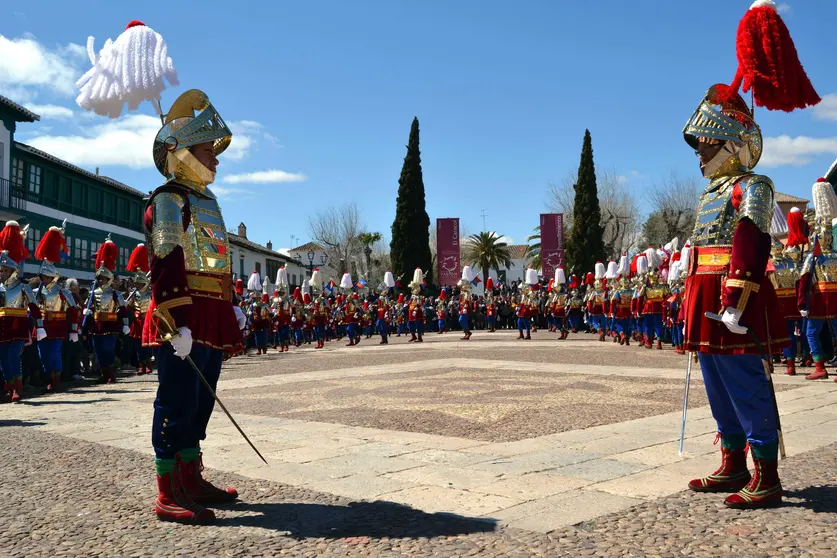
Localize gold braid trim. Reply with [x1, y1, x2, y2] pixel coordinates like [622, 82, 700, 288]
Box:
[154, 296, 192, 329]
[725, 278, 760, 311]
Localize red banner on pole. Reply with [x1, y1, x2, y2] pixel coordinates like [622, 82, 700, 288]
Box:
[540, 213, 564, 280]
[436, 218, 461, 286]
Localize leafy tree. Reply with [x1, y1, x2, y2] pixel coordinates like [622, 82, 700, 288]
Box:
[357, 231, 383, 279]
[464, 232, 512, 289]
[390, 117, 433, 286]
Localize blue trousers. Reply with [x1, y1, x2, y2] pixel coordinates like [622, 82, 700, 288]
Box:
[568, 311, 582, 330]
[376, 319, 388, 342]
[671, 323, 683, 346]
[590, 314, 603, 332]
[38, 338, 63, 378]
[277, 325, 290, 345]
[253, 330, 268, 347]
[437, 319, 446, 331]
[697, 352, 777, 448]
[614, 318, 631, 336]
[517, 317, 530, 335]
[487, 316, 496, 329]
[347, 323, 358, 339]
[409, 321, 424, 336]
[0, 340, 24, 381]
[458, 315, 469, 332]
[315, 324, 325, 342]
[137, 344, 153, 363]
[153, 343, 224, 459]
[644, 314, 663, 341]
[805, 318, 837, 361]
[293, 328, 304, 344]
[93, 334, 117, 368]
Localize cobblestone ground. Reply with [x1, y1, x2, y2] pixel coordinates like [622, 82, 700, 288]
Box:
[3, 426, 836, 558]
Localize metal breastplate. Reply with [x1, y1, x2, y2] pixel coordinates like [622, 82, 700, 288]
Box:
[645, 286, 666, 301]
[39, 283, 66, 312]
[134, 288, 152, 313]
[618, 292, 632, 305]
[184, 190, 230, 275]
[0, 280, 32, 310]
[815, 253, 837, 282]
[594, 291, 605, 303]
[773, 259, 798, 290]
[692, 176, 739, 246]
[95, 287, 119, 313]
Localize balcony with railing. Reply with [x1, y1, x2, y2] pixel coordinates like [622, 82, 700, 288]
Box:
[0, 177, 27, 211]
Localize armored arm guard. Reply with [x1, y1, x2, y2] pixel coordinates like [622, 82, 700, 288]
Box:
[797, 252, 815, 311]
[723, 175, 774, 312]
[147, 188, 193, 329]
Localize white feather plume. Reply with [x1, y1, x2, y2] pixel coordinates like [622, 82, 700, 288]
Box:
[636, 255, 649, 275]
[813, 179, 837, 224]
[554, 267, 566, 285]
[668, 262, 681, 284]
[605, 261, 618, 280]
[76, 22, 179, 119]
[644, 247, 662, 269]
[679, 245, 691, 276]
[384, 271, 395, 288]
[525, 268, 539, 285]
[594, 261, 606, 280]
[412, 267, 424, 286]
[310, 268, 322, 289]
[275, 266, 288, 287]
[247, 271, 261, 292]
[617, 254, 629, 277]
[302, 278, 310, 295]
[461, 265, 473, 282]
[340, 272, 353, 289]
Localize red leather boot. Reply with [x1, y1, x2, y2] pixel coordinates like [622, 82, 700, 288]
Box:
[155, 458, 215, 524]
[786, 361, 796, 376]
[724, 455, 782, 509]
[656, 339, 663, 350]
[180, 452, 238, 506]
[10, 378, 23, 402]
[688, 443, 751, 493]
[805, 361, 828, 380]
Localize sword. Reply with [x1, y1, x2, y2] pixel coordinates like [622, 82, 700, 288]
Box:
[705, 312, 786, 459]
[152, 309, 268, 465]
[678, 351, 695, 456]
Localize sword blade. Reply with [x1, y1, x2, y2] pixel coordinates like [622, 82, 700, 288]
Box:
[678, 353, 692, 456]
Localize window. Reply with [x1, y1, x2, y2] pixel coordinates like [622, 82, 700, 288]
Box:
[72, 181, 86, 210]
[254, 261, 261, 275]
[291, 273, 297, 286]
[103, 192, 116, 224]
[27, 229, 42, 259]
[10, 158, 24, 189]
[28, 165, 42, 195]
[90, 242, 100, 269]
[59, 177, 72, 206]
[266, 259, 281, 283]
[74, 238, 90, 270]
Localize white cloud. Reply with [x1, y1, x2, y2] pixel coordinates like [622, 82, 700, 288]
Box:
[222, 169, 307, 184]
[496, 235, 514, 245]
[213, 186, 255, 200]
[777, 3, 792, 14]
[760, 135, 837, 167]
[0, 34, 83, 97]
[24, 104, 73, 119]
[813, 93, 837, 121]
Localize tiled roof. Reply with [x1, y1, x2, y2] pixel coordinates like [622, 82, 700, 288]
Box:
[15, 142, 146, 198]
[0, 96, 39, 122]
[289, 241, 326, 253]
[229, 232, 292, 260]
[775, 192, 809, 204]
[506, 245, 529, 260]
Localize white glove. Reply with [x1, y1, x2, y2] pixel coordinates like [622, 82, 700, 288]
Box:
[69, 332, 79, 343]
[170, 327, 193, 359]
[234, 306, 246, 329]
[83, 308, 93, 316]
[721, 308, 748, 335]
[800, 309, 808, 318]
[122, 325, 130, 335]
[36, 328, 47, 341]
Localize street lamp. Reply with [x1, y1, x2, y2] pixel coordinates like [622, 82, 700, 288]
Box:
[307, 250, 315, 273]
[320, 253, 328, 266]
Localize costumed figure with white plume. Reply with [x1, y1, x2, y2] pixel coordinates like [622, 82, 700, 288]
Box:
[771, 207, 808, 374]
[588, 262, 608, 341]
[125, 243, 153, 375]
[340, 273, 361, 346]
[610, 255, 635, 346]
[437, 288, 451, 334]
[680, 0, 816, 509]
[552, 268, 570, 339]
[457, 266, 474, 340]
[631, 255, 648, 343]
[309, 269, 328, 349]
[0, 222, 43, 403]
[796, 178, 837, 380]
[87, 237, 130, 384]
[273, 268, 292, 352]
[638, 247, 669, 350]
[33, 221, 78, 392]
[75, 19, 244, 524]
[666, 247, 687, 355]
[517, 269, 539, 340]
[407, 268, 426, 343]
[377, 271, 396, 344]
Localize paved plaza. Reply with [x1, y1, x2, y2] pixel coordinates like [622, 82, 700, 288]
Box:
[3, 331, 837, 556]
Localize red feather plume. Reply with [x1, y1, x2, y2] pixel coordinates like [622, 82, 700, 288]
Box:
[485, 277, 494, 290]
[0, 221, 29, 264]
[726, 1, 820, 112]
[786, 208, 808, 248]
[127, 243, 150, 273]
[95, 240, 118, 272]
[35, 228, 67, 264]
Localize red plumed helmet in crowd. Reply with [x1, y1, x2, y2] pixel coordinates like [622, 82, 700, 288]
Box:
[35, 227, 68, 264]
[303, 292, 311, 304]
[0, 220, 30, 265]
[293, 287, 302, 302]
[584, 272, 594, 286]
[126, 243, 150, 273]
[261, 293, 269, 304]
[485, 277, 494, 290]
[363, 301, 369, 311]
[352, 293, 359, 300]
[786, 206, 808, 248]
[722, 0, 820, 112]
[235, 279, 244, 296]
[95, 238, 118, 272]
[568, 274, 580, 289]
[547, 278, 554, 292]
[397, 293, 405, 304]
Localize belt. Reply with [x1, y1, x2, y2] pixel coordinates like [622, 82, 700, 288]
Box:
[0, 308, 28, 318]
[45, 311, 67, 320]
[815, 282, 837, 293]
[95, 312, 117, 321]
[775, 287, 796, 297]
[692, 245, 732, 275]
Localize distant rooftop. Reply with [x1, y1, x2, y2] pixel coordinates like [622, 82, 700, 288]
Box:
[775, 192, 809, 204]
[0, 95, 40, 122]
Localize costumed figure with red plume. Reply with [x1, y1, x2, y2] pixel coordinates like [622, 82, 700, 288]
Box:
[125, 243, 153, 375]
[484, 277, 497, 332]
[610, 255, 634, 346]
[796, 179, 837, 380]
[85, 236, 130, 384]
[75, 19, 244, 523]
[33, 221, 78, 392]
[681, 0, 817, 509]
[457, 266, 474, 340]
[0, 221, 43, 403]
[407, 268, 426, 342]
[566, 274, 583, 333]
[437, 288, 450, 334]
[772, 207, 807, 375]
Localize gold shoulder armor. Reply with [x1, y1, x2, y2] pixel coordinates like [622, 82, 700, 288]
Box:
[151, 192, 185, 258]
[738, 175, 774, 234]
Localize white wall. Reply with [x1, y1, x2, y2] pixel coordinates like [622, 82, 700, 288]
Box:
[0, 120, 10, 190]
[469, 258, 527, 296]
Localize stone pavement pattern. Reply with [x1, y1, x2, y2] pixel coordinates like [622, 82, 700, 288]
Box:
[3, 331, 837, 556]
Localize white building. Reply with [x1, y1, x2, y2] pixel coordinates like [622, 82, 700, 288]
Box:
[228, 222, 293, 289]
[463, 244, 529, 296]
[277, 242, 339, 290]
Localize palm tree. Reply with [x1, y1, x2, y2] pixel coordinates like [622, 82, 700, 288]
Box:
[524, 225, 541, 271]
[464, 232, 512, 288]
[357, 231, 383, 277]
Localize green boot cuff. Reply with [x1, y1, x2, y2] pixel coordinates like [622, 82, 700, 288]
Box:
[180, 447, 201, 463]
[155, 458, 175, 475]
[751, 440, 779, 461]
[721, 433, 748, 450]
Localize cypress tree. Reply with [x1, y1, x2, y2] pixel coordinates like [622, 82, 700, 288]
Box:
[566, 130, 606, 273]
[390, 117, 433, 286]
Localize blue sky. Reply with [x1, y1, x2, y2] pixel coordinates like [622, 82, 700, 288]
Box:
[2, 1, 837, 250]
